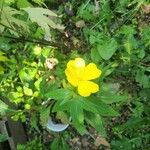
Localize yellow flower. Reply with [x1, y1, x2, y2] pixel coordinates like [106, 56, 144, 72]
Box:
[65, 58, 101, 97]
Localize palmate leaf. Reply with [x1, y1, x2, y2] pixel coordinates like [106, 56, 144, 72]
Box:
[85, 112, 106, 137]
[40, 105, 51, 126]
[85, 96, 119, 117]
[0, 6, 29, 33]
[70, 99, 87, 135]
[23, 7, 65, 38]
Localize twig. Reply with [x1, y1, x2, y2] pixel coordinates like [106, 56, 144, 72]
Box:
[0, 34, 68, 49]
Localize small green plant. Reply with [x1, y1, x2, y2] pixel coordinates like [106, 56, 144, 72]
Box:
[0, 0, 150, 149]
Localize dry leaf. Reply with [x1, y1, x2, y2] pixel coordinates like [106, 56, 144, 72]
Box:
[143, 5, 150, 14]
[94, 136, 110, 148]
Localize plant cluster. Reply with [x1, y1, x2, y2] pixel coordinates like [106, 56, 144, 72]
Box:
[0, 0, 150, 149]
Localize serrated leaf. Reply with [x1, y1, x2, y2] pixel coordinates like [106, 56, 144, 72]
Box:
[23, 7, 65, 37]
[97, 38, 118, 60]
[85, 112, 106, 136]
[0, 6, 29, 33]
[78, 97, 99, 114]
[99, 91, 128, 104]
[50, 138, 61, 150]
[50, 137, 69, 150]
[87, 96, 119, 116]
[45, 89, 72, 100]
[40, 79, 59, 96]
[70, 99, 87, 134]
[40, 106, 51, 126]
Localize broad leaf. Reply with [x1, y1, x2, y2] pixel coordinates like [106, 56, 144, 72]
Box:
[0, 134, 8, 142]
[91, 48, 101, 62]
[23, 86, 33, 96]
[45, 89, 72, 100]
[97, 38, 118, 60]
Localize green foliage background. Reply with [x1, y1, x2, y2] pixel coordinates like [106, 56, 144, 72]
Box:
[0, 0, 150, 149]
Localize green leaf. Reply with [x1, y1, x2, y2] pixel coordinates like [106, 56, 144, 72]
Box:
[50, 138, 61, 150]
[85, 112, 106, 136]
[45, 89, 72, 100]
[0, 6, 29, 33]
[0, 100, 14, 115]
[40, 79, 59, 96]
[136, 70, 150, 88]
[50, 137, 69, 150]
[79, 97, 99, 114]
[0, 52, 9, 61]
[23, 86, 33, 96]
[52, 99, 71, 112]
[0, 134, 8, 142]
[17, 0, 32, 8]
[91, 48, 101, 62]
[40, 106, 51, 126]
[19, 68, 32, 83]
[70, 99, 87, 134]
[97, 38, 118, 60]
[0, 65, 4, 74]
[99, 91, 128, 104]
[23, 7, 65, 37]
[32, 0, 45, 6]
[87, 97, 119, 116]
[142, 25, 150, 46]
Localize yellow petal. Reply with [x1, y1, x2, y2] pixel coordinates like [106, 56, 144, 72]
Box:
[67, 60, 74, 68]
[65, 58, 85, 82]
[77, 81, 99, 97]
[67, 58, 85, 69]
[65, 68, 79, 87]
[82, 63, 101, 80]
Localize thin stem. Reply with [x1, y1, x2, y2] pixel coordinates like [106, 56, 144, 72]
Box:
[0, 34, 68, 49]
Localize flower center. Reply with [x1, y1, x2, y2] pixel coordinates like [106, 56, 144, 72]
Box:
[74, 58, 85, 68]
